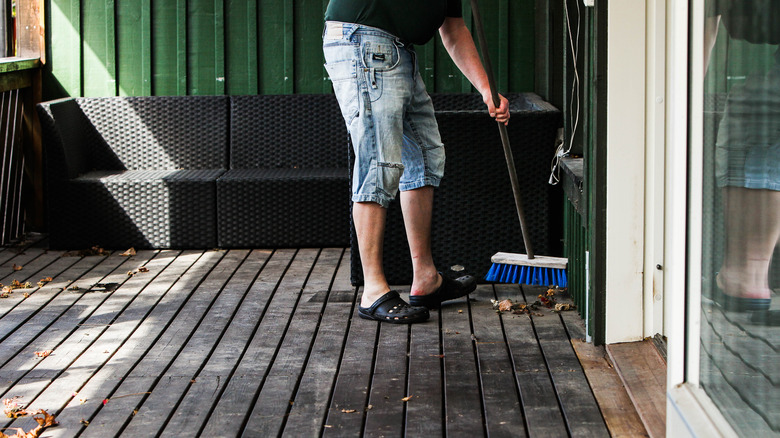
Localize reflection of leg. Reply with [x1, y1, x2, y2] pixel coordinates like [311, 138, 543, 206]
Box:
[719, 187, 780, 299]
[400, 187, 442, 296]
[353, 202, 391, 307]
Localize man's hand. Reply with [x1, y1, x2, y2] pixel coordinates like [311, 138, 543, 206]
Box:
[484, 92, 510, 125]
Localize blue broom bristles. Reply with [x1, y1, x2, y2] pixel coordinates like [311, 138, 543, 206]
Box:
[485, 262, 568, 288]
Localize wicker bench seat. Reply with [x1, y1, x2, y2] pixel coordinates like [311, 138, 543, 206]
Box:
[37, 94, 350, 249]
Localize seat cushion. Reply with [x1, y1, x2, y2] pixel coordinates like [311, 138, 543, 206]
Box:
[49, 169, 224, 249]
[217, 168, 350, 248]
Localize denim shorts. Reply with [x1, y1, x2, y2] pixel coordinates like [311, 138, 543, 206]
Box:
[323, 21, 446, 208]
[715, 59, 780, 191]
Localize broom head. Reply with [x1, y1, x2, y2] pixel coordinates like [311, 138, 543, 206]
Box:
[485, 252, 569, 287]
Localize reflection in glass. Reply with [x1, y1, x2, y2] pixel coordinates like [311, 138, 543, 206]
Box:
[701, 1, 780, 435]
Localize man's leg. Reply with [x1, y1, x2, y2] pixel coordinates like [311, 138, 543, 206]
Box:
[719, 187, 780, 298]
[400, 186, 443, 296]
[354, 201, 392, 307]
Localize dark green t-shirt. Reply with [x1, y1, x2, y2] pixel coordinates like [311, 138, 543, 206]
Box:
[324, 0, 463, 45]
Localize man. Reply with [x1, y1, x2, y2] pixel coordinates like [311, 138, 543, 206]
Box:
[323, 0, 511, 323]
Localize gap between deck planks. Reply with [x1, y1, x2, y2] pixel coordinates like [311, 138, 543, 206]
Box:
[0, 246, 641, 437]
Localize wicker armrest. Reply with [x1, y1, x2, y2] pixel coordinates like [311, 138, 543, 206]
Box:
[37, 98, 92, 180]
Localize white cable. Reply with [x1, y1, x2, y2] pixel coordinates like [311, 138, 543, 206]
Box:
[549, 0, 581, 186]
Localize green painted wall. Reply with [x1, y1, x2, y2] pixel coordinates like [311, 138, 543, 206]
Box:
[43, 0, 537, 99]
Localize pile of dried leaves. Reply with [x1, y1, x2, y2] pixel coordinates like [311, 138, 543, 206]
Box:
[0, 281, 33, 298]
[492, 288, 575, 315]
[0, 277, 52, 299]
[2, 398, 57, 438]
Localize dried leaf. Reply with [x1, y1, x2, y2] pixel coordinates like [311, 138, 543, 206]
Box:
[12, 264, 22, 271]
[401, 395, 414, 402]
[121, 248, 137, 257]
[6, 280, 32, 291]
[3, 398, 27, 418]
[22, 293, 29, 299]
[498, 299, 514, 312]
[341, 409, 356, 413]
[80, 419, 90, 426]
[36, 278, 52, 287]
[137, 266, 149, 273]
[458, 309, 463, 314]
[34, 351, 52, 358]
[33, 410, 56, 428]
[554, 303, 575, 312]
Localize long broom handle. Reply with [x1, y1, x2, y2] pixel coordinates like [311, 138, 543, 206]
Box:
[469, 0, 535, 259]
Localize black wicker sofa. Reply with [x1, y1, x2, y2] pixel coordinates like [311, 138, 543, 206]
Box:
[37, 93, 562, 286]
[37, 94, 350, 249]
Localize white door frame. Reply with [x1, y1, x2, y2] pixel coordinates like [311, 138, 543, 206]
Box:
[664, 0, 738, 435]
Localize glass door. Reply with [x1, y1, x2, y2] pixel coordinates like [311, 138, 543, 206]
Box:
[697, 0, 780, 434]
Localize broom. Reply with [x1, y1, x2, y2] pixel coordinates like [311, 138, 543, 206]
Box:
[469, 0, 568, 287]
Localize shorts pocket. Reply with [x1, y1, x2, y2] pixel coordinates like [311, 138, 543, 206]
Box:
[360, 41, 401, 103]
[361, 41, 400, 71]
[324, 59, 357, 82]
[324, 60, 359, 125]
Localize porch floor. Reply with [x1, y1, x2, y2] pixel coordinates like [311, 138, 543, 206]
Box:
[0, 244, 642, 437]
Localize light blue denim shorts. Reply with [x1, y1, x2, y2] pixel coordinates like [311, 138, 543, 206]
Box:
[715, 59, 780, 191]
[323, 21, 446, 208]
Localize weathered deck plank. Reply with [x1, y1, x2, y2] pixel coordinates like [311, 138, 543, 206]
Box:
[281, 249, 355, 437]
[522, 285, 610, 437]
[469, 285, 527, 437]
[494, 283, 570, 437]
[441, 294, 485, 437]
[0, 248, 642, 438]
[10, 250, 211, 437]
[198, 248, 316, 437]
[0, 251, 158, 397]
[363, 321, 409, 438]
[322, 289, 379, 436]
[560, 301, 649, 437]
[119, 249, 261, 436]
[241, 250, 344, 437]
[157, 249, 274, 437]
[405, 304, 444, 437]
[80, 249, 246, 437]
[0, 250, 76, 320]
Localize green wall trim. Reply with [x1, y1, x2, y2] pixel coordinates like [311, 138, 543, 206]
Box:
[44, 0, 539, 99]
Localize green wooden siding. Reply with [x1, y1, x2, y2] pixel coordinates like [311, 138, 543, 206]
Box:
[44, 0, 537, 98]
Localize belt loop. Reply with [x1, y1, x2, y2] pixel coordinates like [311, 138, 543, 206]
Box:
[344, 24, 359, 41]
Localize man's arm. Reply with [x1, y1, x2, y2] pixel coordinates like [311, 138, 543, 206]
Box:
[704, 15, 721, 76]
[439, 16, 510, 124]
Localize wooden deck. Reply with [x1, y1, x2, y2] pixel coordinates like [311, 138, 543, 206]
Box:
[0, 245, 641, 437]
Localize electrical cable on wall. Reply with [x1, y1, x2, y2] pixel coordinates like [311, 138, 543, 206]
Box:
[549, 0, 582, 185]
